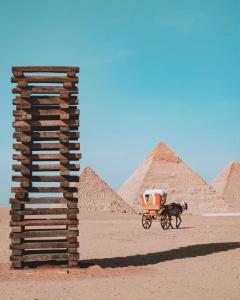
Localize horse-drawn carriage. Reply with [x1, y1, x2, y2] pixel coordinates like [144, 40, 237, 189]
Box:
[140, 189, 171, 230]
[140, 189, 188, 229]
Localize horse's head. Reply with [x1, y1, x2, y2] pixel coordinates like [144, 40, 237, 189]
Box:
[180, 201, 188, 211]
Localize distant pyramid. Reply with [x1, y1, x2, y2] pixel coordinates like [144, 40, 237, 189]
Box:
[211, 161, 240, 211]
[118, 142, 227, 214]
[76, 167, 135, 213]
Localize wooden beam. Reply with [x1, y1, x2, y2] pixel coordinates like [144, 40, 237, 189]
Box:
[10, 208, 79, 215]
[12, 76, 78, 84]
[12, 86, 78, 95]
[11, 187, 77, 193]
[10, 219, 79, 226]
[10, 197, 78, 204]
[13, 153, 81, 161]
[12, 66, 79, 73]
[13, 119, 79, 128]
[13, 96, 78, 106]
[12, 175, 79, 182]
[13, 131, 79, 142]
[13, 143, 80, 151]
[10, 240, 79, 250]
[13, 163, 80, 172]
[10, 229, 79, 238]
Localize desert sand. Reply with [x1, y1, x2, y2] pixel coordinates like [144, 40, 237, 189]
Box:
[0, 207, 239, 300]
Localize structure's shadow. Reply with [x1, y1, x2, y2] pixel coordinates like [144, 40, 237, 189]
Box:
[80, 242, 240, 269]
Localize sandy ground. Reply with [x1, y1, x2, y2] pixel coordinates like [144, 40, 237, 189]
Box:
[0, 207, 239, 300]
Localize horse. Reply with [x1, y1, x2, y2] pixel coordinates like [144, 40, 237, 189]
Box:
[164, 201, 188, 228]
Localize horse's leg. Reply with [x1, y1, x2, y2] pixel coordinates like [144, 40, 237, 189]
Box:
[169, 214, 174, 229]
[177, 215, 182, 228]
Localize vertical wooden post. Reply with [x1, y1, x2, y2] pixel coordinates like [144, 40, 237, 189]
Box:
[10, 66, 80, 268]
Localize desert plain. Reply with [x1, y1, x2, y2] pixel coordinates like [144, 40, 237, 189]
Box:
[0, 207, 239, 300]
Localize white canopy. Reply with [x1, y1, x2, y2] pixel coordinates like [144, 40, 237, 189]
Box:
[143, 189, 167, 196]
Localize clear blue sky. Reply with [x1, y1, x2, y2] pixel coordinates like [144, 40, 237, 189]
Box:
[0, 0, 239, 205]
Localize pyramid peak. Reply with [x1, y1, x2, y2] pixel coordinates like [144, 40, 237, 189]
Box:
[228, 161, 240, 168]
[82, 166, 95, 173]
[150, 142, 181, 163]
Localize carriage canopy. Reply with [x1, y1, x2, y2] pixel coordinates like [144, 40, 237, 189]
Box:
[140, 189, 167, 210]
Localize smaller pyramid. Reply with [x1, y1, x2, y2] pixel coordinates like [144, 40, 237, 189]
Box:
[76, 167, 135, 214]
[212, 161, 240, 211]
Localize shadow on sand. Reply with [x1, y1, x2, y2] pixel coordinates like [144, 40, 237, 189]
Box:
[80, 242, 240, 269]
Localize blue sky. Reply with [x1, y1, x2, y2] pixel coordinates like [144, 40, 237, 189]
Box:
[0, 0, 239, 205]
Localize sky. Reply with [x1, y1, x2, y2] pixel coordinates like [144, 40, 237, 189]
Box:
[0, 0, 239, 205]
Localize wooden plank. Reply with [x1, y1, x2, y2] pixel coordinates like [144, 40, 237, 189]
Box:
[11, 252, 79, 262]
[12, 86, 78, 95]
[13, 131, 79, 142]
[12, 76, 78, 84]
[15, 126, 78, 132]
[13, 163, 80, 172]
[13, 109, 79, 120]
[12, 66, 79, 73]
[12, 175, 79, 182]
[10, 197, 78, 204]
[13, 153, 81, 161]
[13, 119, 79, 128]
[13, 96, 78, 106]
[11, 187, 77, 193]
[10, 229, 79, 238]
[10, 219, 79, 226]
[10, 208, 78, 216]
[13, 143, 80, 151]
[10, 240, 79, 250]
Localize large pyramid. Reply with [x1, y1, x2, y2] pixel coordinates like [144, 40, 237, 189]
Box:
[75, 167, 135, 213]
[118, 142, 227, 214]
[211, 161, 240, 211]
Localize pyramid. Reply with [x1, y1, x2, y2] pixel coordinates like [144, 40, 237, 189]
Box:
[118, 142, 227, 214]
[75, 167, 135, 213]
[211, 161, 240, 211]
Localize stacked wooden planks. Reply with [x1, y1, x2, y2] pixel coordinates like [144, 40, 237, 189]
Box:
[10, 66, 80, 268]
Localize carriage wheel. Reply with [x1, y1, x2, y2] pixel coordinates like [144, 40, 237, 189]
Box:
[142, 214, 152, 229]
[160, 212, 171, 230]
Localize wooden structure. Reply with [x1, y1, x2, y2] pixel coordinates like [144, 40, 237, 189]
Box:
[10, 66, 80, 268]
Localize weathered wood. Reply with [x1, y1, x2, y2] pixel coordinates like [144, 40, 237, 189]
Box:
[14, 108, 79, 116]
[13, 163, 80, 172]
[12, 175, 79, 182]
[13, 119, 79, 128]
[13, 131, 79, 142]
[13, 143, 80, 151]
[10, 219, 79, 226]
[12, 76, 78, 84]
[12, 86, 78, 95]
[12, 66, 79, 73]
[11, 186, 77, 193]
[11, 252, 79, 262]
[13, 153, 81, 162]
[13, 96, 78, 106]
[10, 229, 79, 238]
[10, 197, 78, 204]
[10, 208, 78, 216]
[10, 240, 79, 250]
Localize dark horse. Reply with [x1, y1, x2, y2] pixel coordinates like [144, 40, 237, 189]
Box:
[165, 201, 188, 228]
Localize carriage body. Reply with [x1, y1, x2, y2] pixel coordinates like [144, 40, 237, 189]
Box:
[140, 189, 167, 211]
